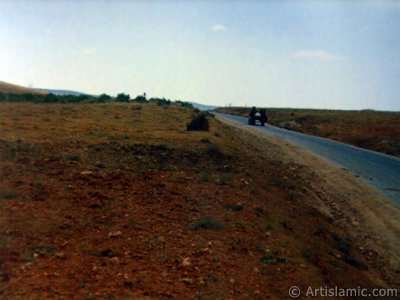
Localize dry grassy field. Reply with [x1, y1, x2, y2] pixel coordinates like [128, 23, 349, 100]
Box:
[0, 103, 399, 299]
[216, 107, 400, 157]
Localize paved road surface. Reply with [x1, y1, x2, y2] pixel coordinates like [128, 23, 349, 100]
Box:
[217, 113, 400, 204]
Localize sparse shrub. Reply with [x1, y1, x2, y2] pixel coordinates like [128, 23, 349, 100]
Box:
[302, 251, 316, 263]
[133, 95, 147, 103]
[260, 256, 286, 263]
[192, 216, 224, 230]
[263, 221, 274, 230]
[333, 233, 351, 254]
[89, 131, 109, 138]
[186, 113, 209, 131]
[217, 174, 232, 186]
[127, 219, 143, 228]
[200, 138, 211, 144]
[176, 100, 193, 108]
[149, 97, 171, 106]
[344, 256, 368, 270]
[0, 192, 17, 199]
[43, 93, 58, 103]
[116, 93, 130, 102]
[0, 92, 6, 102]
[206, 144, 224, 159]
[67, 154, 81, 161]
[233, 219, 247, 228]
[98, 93, 112, 102]
[224, 204, 243, 212]
[197, 172, 210, 182]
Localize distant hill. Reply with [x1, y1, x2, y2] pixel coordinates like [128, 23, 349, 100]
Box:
[35, 88, 87, 96]
[189, 102, 218, 111]
[0, 81, 47, 95]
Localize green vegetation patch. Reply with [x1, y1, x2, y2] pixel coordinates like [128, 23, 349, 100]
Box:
[192, 216, 224, 230]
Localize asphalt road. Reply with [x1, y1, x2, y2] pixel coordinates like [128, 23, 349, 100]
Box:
[217, 113, 400, 204]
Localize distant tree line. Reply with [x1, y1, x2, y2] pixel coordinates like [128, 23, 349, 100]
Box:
[0, 91, 194, 108]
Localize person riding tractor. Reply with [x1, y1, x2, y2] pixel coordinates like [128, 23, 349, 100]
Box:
[248, 107, 267, 126]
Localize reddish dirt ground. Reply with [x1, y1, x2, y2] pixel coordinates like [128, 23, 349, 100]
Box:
[0, 103, 399, 299]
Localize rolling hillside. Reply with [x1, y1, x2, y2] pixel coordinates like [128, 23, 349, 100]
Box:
[0, 81, 47, 95]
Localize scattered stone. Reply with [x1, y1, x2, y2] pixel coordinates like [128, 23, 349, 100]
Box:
[108, 231, 122, 238]
[182, 257, 191, 266]
[80, 170, 94, 175]
[110, 257, 120, 264]
[55, 252, 66, 259]
[229, 278, 235, 284]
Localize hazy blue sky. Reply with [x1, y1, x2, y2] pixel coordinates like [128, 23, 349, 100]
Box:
[1, 1, 399, 110]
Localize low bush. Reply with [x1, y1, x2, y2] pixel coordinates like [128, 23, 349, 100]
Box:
[192, 216, 224, 230]
[344, 256, 368, 270]
[186, 113, 209, 131]
[206, 144, 224, 159]
[224, 204, 243, 211]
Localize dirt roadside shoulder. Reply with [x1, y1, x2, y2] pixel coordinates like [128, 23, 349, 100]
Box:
[216, 114, 400, 286]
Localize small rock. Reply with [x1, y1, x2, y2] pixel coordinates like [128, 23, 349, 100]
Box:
[55, 252, 66, 259]
[182, 257, 191, 266]
[110, 257, 120, 264]
[80, 170, 94, 175]
[108, 231, 122, 238]
[229, 278, 235, 284]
